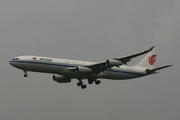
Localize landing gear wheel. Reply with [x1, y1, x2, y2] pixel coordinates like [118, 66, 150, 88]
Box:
[77, 81, 83, 86]
[88, 80, 93, 84]
[81, 84, 87, 89]
[95, 80, 101, 85]
[23, 70, 28, 77]
[24, 74, 28, 77]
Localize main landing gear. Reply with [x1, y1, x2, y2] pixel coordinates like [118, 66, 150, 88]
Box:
[23, 70, 28, 77]
[95, 80, 101, 85]
[77, 78, 101, 89]
[77, 80, 87, 89]
[88, 78, 101, 85]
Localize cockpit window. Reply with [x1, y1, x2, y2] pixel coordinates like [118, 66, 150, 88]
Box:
[13, 58, 19, 60]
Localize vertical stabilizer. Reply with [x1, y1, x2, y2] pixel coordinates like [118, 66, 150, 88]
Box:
[135, 48, 160, 69]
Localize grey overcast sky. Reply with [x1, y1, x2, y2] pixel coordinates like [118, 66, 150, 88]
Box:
[0, 0, 179, 120]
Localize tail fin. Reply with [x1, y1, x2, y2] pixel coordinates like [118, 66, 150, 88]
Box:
[135, 48, 160, 69]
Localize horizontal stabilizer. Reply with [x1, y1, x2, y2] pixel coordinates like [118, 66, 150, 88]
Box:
[146, 65, 173, 74]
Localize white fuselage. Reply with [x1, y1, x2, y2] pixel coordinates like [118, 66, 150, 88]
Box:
[9, 56, 147, 80]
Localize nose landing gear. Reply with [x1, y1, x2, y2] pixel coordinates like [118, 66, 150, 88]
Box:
[23, 70, 28, 77]
[24, 74, 28, 77]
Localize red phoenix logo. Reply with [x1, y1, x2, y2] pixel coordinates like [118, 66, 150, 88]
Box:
[148, 55, 157, 65]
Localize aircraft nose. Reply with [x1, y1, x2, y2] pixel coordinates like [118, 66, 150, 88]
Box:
[9, 60, 17, 67]
[9, 60, 14, 66]
[9, 58, 20, 67]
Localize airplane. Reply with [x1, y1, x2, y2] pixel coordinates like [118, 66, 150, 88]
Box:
[9, 46, 172, 89]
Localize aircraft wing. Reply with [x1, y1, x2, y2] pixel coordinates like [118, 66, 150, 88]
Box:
[112, 46, 154, 64]
[86, 46, 155, 74]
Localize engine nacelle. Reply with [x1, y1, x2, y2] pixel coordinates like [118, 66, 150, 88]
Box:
[106, 59, 123, 67]
[52, 75, 71, 83]
[76, 66, 92, 73]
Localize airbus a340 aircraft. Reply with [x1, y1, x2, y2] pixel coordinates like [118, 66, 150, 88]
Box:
[9, 46, 172, 89]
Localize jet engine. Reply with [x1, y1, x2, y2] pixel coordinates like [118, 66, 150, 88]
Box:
[76, 66, 92, 73]
[106, 59, 123, 67]
[52, 75, 71, 83]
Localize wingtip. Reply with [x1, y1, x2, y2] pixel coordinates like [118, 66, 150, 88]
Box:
[145, 46, 155, 52]
[149, 46, 155, 51]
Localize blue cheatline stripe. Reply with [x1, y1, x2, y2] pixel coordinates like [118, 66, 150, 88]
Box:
[10, 60, 75, 67]
[105, 69, 146, 76]
[9, 60, 146, 76]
